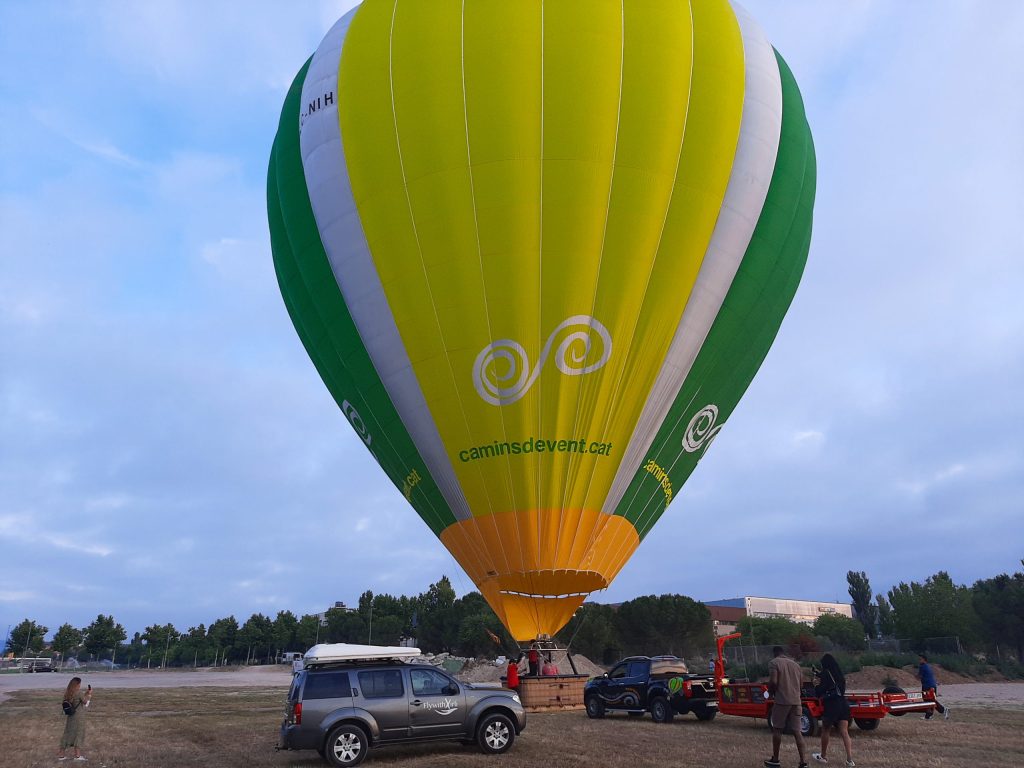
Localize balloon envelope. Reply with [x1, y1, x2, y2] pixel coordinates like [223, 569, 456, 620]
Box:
[268, 0, 815, 640]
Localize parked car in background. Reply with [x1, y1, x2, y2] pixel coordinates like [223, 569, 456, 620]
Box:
[584, 655, 717, 723]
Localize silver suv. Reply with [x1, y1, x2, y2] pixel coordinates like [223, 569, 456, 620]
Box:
[278, 658, 526, 766]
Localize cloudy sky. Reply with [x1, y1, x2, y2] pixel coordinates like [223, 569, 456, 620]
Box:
[2, 1, 1022, 641]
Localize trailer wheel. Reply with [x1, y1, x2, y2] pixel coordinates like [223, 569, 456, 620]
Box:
[801, 705, 819, 737]
[882, 686, 906, 716]
[854, 717, 880, 731]
[695, 706, 717, 722]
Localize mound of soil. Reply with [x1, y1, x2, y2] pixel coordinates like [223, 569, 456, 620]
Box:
[845, 664, 983, 690]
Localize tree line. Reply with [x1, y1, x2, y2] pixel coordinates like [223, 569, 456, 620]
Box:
[5, 562, 1021, 667]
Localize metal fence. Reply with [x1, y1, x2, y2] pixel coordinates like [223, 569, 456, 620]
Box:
[866, 636, 964, 655]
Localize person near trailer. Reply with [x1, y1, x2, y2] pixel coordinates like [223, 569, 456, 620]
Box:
[764, 646, 808, 768]
[57, 676, 92, 762]
[918, 654, 950, 720]
[811, 653, 855, 767]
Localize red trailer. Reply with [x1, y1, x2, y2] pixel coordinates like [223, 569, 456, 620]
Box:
[713, 633, 935, 736]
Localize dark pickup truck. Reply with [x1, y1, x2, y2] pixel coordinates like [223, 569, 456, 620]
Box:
[584, 655, 717, 723]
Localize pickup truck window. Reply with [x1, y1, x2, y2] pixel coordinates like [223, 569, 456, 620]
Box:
[628, 660, 651, 677]
[609, 664, 629, 680]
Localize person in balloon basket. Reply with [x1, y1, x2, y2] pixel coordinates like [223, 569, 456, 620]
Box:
[541, 653, 559, 676]
[811, 654, 855, 767]
[57, 676, 92, 762]
[918, 654, 949, 720]
[527, 643, 540, 677]
[764, 646, 808, 768]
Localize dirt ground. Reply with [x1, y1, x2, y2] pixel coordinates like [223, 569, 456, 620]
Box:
[1, 681, 1022, 768]
[0, 665, 293, 704]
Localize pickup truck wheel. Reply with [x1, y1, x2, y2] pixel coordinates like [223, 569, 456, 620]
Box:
[477, 712, 515, 755]
[801, 706, 819, 737]
[650, 697, 674, 724]
[695, 706, 717, 722]
[324, 724, 368, 767]
[585, 696, 605, 719]
[882, 686, 907, 716]
[854, 717, 880, 731]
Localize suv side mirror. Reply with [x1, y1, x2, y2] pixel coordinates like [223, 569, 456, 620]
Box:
[444, 683, 459, 696]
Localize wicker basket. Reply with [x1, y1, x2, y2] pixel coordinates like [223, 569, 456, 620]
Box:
[518, 675, 588, 712]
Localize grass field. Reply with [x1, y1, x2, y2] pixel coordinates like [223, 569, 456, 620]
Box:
[1, 686, 1020, 768]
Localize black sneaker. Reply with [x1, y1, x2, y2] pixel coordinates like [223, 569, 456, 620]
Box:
[764, 759, 781, 768]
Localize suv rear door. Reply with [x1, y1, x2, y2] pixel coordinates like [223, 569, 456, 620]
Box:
[355, 668, 410, 741]
[300, 670, 354, 733]
[408, 667, 466, 738]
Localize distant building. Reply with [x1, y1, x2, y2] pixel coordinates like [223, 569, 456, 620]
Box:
[317, 601, 355, 626]
[705, 604, 746, 637]
[704, 596, 853, 636]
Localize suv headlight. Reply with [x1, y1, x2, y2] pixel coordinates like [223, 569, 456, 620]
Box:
[512, 694, 521, 704]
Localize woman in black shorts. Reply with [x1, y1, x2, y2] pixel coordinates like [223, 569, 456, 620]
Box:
[812, 654, 854, 767]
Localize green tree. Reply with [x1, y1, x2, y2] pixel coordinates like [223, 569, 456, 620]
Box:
[451, 592, 510, 657]
[972, 562, 1024, 660]
[207, 616, 239, 663]
[82, 615, 126, 659]
[294, 614, 322, 650]
[847, 571, 877, 637]
[416, 576, 458, 652]
[141, 623, 179, 666]
[734, 616, 804, 648]
[325, 607, 366, 644]
[272, 611, 299, 654]
[238, 614, 274, 663]
[888, 571, 981, 649]
[614, 594, 712, 658]
[812, 613, 866, 651]
[875, 594, 896, 637]
[51, 624, 83, 661]
[6, 619, 48, 655]
[174, 625, 210, 666]
[555, 603, 620, 663]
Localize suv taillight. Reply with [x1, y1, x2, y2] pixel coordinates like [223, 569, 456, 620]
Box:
[683, 680, 692, 696]
[293, 702, 302, 725]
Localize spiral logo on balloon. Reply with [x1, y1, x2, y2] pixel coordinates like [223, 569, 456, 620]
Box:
[473, 315, 613, 406]
[682, 404, 723, 455]
[342, 400, 372, 447]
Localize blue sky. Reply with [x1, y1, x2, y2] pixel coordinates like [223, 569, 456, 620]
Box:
[2, 1, 1022, 640]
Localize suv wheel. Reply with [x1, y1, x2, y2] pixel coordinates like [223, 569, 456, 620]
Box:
[477, 712, 515, 755]
[325, 724, 368, 767]
[650, 697, 674, 724]
[585, 696, 605, 719]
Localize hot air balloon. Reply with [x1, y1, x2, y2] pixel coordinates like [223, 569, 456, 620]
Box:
[268, 0, 815, 641]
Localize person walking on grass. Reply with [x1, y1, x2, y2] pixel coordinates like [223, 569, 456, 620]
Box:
[918, 654, 950, 720]
[764, 646, 808, 768]
[57, 676, 92, 762]
[811, 654, 855, 767]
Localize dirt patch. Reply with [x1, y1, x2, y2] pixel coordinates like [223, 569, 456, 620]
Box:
[846, 664, 986, 691]
[2, 685, 1023, 767]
